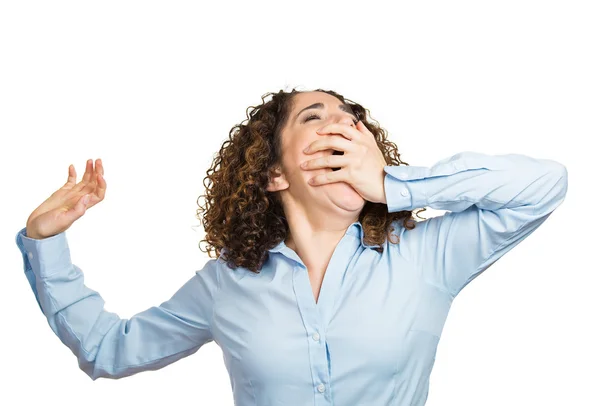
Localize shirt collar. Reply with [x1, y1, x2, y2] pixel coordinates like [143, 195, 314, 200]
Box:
[267, 221, 381, 254]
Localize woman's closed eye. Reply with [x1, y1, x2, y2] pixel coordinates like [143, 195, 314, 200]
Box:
[303, 113, 359, 125]
[303, 113, 322, 123]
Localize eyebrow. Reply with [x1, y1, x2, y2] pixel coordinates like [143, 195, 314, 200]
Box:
[294, 102, 357, 121]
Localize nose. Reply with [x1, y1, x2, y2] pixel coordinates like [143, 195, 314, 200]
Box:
[316, 114, 356, 135]
[336, 115, 356, 128]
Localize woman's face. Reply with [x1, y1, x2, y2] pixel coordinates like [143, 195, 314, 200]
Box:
[267, 91, 367, 215]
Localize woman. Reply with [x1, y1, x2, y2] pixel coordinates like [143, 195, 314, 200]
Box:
[15, 88, 568, 405]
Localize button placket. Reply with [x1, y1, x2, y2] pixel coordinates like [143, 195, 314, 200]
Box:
[292, 266, 331, 403]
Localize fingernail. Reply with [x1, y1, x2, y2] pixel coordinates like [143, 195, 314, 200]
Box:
[83, 195, 90, 205]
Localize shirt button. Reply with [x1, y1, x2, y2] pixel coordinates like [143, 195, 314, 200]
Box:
[401, 188, 409, 197]
[312, 332, 320, 341]
[317, 384, 325, 393]
[398, 172, 408, 180]
[27, 252, 33, 260]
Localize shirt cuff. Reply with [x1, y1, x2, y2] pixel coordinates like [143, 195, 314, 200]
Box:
[383, 165, 429, 212]
[16, 226, 71, 279]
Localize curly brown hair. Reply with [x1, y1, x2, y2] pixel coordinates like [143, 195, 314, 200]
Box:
[195, 87, 427, 273]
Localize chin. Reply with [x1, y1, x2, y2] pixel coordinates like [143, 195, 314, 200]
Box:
[327, 182, 366, 211]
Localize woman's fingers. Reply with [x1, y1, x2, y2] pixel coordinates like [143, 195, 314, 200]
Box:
[81, 159, 93, 183]
[73, 159, 96, 192]
[27, 158, 105, 238]
[75, 159, 94, 190]
[79, 161, 106, 206]
[66, 164, 77, 185]
[59, 164, 78, 191]
[67, 159, 106, 206]
[94, 171, 107, 201]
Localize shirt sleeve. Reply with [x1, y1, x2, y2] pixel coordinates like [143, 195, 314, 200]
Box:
[384, 151, 568, 299]
[15, 226, 219, 380]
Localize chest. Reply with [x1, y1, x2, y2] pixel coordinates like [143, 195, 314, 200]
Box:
[211, 261, 453, 389]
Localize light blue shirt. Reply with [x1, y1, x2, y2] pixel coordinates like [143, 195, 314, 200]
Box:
[15, 151, 568, 405]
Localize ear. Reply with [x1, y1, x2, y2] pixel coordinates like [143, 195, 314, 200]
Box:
[266, 165, 289, 192]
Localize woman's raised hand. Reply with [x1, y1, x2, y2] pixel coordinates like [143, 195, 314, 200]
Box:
[26, 159, 107, 240]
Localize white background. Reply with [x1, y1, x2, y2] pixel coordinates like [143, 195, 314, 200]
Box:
[1, 1, 598, 405]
